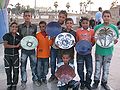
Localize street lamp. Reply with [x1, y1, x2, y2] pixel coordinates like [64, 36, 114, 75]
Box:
[66, 2, 70, 12]
[34, 0, 37, 18]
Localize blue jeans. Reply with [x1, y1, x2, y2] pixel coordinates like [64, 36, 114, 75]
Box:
[20, 49, 38, 83]
[94, 54, 112, 82]
[50, 47, 59, 76]
[37, 58, 49, 80]
[77, 53, 93, 85]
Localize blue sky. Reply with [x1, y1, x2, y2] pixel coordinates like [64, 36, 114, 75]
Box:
[9, 0, 120, 12]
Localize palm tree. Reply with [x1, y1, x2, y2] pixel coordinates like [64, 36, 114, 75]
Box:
[54, 1, 58, 19]
[87, 0, 93, 11]
[54, 1, 58, 12]
[79, 2, 83, 14]
[66, 2, 70, 12]
[15, 3, 21, 15]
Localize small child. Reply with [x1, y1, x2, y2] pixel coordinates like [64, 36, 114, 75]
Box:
[55, 51, 79, 90]
[76, 17, 95, 90]
[59, 18, 76, 64]
[3, 22, 22, 90]
[36, 21, 53, 85]
[92, 10, 119, 90]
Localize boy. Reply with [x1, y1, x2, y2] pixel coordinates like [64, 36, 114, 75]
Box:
[36, 21, 53, 85]
[3, 22, 21, 90]
[55, 51, 79, 90]
[92, 10, 119, 90]
[59, 18, 76, 64]
[18, 10, 39, 89]
[49, 10, 67, 82]
[76, 17, 95, 90]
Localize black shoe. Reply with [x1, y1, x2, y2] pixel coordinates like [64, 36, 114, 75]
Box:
[48, 76, 55, 82]
[12, 86, 16, 90]
[42, 79, 47, 84]
[85, 84, 92, 90]
[7, 85, 12, 90]
[92, 82, 99, 89]
[101, 83, 110, 90]
[80, 83, 85, 89]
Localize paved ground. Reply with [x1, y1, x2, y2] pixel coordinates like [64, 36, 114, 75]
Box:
[0, 38, 120, 90]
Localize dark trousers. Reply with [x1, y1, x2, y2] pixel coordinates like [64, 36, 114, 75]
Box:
[77, 53, 93, 85]
[4, 55, 19, 86]
[59, 80, 79, 90]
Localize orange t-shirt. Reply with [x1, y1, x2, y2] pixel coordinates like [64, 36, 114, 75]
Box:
[76, 28, 95, 45]
[36, 32, 53, 58]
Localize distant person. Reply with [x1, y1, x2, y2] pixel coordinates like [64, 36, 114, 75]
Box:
[36, 21, 53, 86]
[18, 10, 39, 89]
[49, 10, 67, 82]
[79, 17, 83, 28]
[92, 10, 119, 90]
[95, 7, 103, 25]
[3, 22, 22, 90]
[89, 17, 95, 29]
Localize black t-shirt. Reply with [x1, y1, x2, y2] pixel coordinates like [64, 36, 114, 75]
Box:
[3, 33, 22, 55]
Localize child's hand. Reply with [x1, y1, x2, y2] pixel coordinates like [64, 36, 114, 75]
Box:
[114, 39, 118, 44]
[15, 44, 20, 48]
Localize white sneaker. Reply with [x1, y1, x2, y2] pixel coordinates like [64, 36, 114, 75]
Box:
[33, 80, 41, 87]
[21, 82, 26, 90]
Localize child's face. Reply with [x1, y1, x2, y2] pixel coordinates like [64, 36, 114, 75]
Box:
[81, 20, 89, 29]
[23, 12, 32, 22]
[102, 13, 111, 24]
[62, 54, 71, 64]
[39, 23, 46, 32]
[10, 24, 18, 33]
[65, 20, 73, 30]
[58, 13, 67, 25]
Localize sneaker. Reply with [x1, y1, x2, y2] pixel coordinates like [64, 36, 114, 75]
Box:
[7, 85, 12, 90]
[92, 80, 99, 89]
[101, 83, 110, 90]
[54, 76, 58, 83]
[21, 82, 26, 89]
[92, 82, 99, 89]
[33, 80, 41, 87]
[12, 85, 17, 90]
[85, 84, 92, 90]
[48, 76, 56, 82]
[80, 83, 85, 89]
[42, 79, 47, 84]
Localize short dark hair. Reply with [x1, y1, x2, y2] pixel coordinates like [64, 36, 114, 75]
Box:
[61, 50, 71, 57]
[10, 22, 18, 27]
[98, 7, 102, 11]
[102, 10, 111, 17]
[39, 21, 46, 26]
[23, 10, 31, 15]
[65, 18, 73, 24]
[80, 17, 89, 22]
[59, 10, 67, 17]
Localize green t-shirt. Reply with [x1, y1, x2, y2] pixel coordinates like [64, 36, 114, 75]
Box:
[94, 23, 119, 56]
